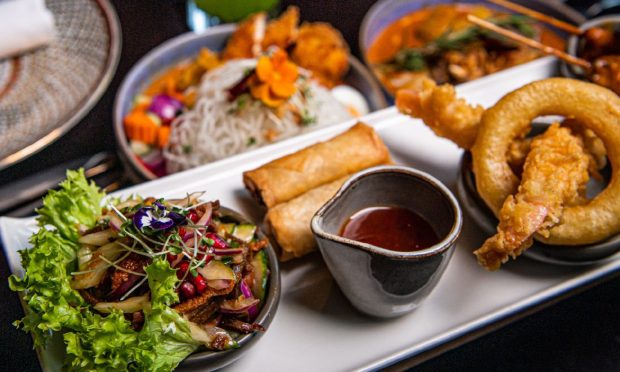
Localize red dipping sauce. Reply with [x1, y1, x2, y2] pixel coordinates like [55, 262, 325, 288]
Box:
[339, 206, 439, 252]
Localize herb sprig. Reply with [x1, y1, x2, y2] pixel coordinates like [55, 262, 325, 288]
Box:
[390, 15, 537, 72]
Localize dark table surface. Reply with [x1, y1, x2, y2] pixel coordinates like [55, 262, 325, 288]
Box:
[1, 0, 619, 371]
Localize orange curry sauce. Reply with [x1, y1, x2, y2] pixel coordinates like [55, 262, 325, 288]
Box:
[366, 4, 565, 94]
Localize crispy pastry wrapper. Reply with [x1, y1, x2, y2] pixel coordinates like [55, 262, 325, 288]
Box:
[264, 176, 349, 261]
[243, 122, 391, 208]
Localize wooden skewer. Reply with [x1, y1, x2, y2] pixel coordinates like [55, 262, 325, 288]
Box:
[488, 0, 582, 35]
[467, 15, 591, 70]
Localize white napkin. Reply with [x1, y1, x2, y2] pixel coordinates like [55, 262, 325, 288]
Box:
[0, 0, 55, 60]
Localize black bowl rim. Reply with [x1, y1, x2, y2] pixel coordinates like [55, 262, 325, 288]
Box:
[456, 150, 620, 266]
[562, 14, 620, 79]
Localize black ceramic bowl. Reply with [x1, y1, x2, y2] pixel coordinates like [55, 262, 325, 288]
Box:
[179, 207, 280, 371]
[561, 15, 620, 81]
[456, 149, 620, 266]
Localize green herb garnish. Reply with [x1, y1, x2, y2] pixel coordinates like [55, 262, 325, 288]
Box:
[301, 109, 317, 126]
[390, 15, 537, 72]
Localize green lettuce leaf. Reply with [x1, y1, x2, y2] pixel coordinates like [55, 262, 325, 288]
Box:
[135, 259, 199, 371]
[146, 258, 183, 306]
[36, 169, 105, 242]
[8, 229, 86, 346]
[9, 169, 101, 345]
[63, 312, 139, 371]
[10, 171, 200, 371]
[62, 259, 198, 371]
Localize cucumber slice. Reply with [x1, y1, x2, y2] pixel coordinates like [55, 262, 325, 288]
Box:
[93, 293, 151, 313]
[198, 260, 236, 281]
[251, 250, 269, 302]
[216, 223, 236, 237]
[232, 223, 256, 243]
[129, 140, 152, 156]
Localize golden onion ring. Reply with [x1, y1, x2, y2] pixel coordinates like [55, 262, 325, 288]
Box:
[471, 78, 620, 245]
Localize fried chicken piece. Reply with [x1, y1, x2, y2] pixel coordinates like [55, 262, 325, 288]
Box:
[395, 78, 484, 149]
[222, 12, 267, 60]
[291, 23, 349, 87]
[177, 48, 222, 91]
[262, 6, 299, 50]
[474, 124, 590, 270]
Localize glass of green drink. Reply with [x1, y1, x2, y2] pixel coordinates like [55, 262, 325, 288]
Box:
[187, 0, 280, 32]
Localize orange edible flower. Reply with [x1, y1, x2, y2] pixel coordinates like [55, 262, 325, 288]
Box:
[250, 84, 286, 107]
[250, 49, 299, 107]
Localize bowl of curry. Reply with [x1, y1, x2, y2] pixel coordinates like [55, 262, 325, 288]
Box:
[360, 0, 584, 96]
[562, 15, 620, 95]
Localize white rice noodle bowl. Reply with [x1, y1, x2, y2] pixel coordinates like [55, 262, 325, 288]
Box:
[164, 59, 352, 173]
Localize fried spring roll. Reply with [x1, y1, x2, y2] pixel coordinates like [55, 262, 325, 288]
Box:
[243, 123, 390, 208]
[264, 177, 349, 261]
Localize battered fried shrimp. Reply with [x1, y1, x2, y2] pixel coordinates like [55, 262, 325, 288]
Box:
[395, 78, 484, 149]
[262, 6, 299, 50]
[562, 118, 607, 174]
[395, 80, 607, 178]
[222, 12, 267, 60]
[474, 124, 590, 270]
[291, 23, 349, 87]
[506, 137, 532, 175]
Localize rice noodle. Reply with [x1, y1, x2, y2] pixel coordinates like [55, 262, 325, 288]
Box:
[164, 59, 351, 173]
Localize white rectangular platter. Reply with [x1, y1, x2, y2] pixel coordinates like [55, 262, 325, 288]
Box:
[3, 57, 619, 371]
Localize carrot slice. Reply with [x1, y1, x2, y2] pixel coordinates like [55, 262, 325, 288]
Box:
[124, 110, 159, 145]
[157, 126, 171, 148]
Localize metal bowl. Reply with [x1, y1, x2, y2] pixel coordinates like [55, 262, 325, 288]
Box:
[179, 206, 281, 371]
[359, 0, 584, 98]
[114, 24, 388, 181]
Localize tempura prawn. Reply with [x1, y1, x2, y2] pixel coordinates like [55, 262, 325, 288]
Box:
[395, 78, 484, 149]
[474, 123, 590, 270]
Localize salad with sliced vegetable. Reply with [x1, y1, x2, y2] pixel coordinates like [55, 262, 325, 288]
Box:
[9, 170, 271, 371]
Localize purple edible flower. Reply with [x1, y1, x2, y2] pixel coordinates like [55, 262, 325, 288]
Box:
[133, 202, 186, 233]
